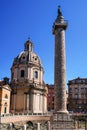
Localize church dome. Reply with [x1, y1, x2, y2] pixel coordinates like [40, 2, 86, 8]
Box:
[11, 39, 44, 86]
[13, 39, 42, 67]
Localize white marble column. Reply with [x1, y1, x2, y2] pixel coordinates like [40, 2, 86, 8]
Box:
[37, 94, 39, 112]
[45, 95, 47, 112]
[27, 94, 29, 111]
[42, 95, 44, 113]
[43, 95, 46, 113]
[33, 94, 36, 112]
[33, 94, 34, 112]
[39, 94, 42, 111]
[24, 94, 26, 111]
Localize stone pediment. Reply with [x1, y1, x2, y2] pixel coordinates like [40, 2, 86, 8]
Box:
[3, 84, 11, 91]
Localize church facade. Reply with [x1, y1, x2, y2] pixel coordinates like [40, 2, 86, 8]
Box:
[10, 39, 48, 114]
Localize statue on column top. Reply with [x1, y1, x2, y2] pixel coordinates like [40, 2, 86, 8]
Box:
[58, 5, 62, 16]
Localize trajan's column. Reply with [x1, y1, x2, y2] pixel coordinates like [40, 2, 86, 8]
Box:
[53, 6, 68, 114]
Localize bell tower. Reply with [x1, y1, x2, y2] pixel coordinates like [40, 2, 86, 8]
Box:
[53, 6, 68, 113]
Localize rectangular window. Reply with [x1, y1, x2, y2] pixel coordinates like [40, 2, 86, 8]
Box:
[34, 71, 38, 79]
[81, 94, 84, 98]
[74, 88, 78, 93]
[85, 88, 87, 92]
[75, 94, 78, 99]
[81, 88, 84, 92]
[21, 70, 25, 77]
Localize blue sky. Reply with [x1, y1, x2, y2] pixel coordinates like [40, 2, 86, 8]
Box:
[0, 0, 87, 87]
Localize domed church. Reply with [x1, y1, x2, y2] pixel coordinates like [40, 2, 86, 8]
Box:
[10, 39, 47, 114]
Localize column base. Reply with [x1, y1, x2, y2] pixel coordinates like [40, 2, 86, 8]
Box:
[52, 113, 71, 121]
[50, 113, 75, 130]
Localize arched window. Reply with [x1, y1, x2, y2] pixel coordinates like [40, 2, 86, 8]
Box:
[5, 94, 8, 99]
[4, 103, 7, 113]
[34, 71, 38, 79]
[4, 107, 7, 113]
[4, 102, 7, 106]
[21, 70, 25, 77]
[27, 44, 29, 50]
